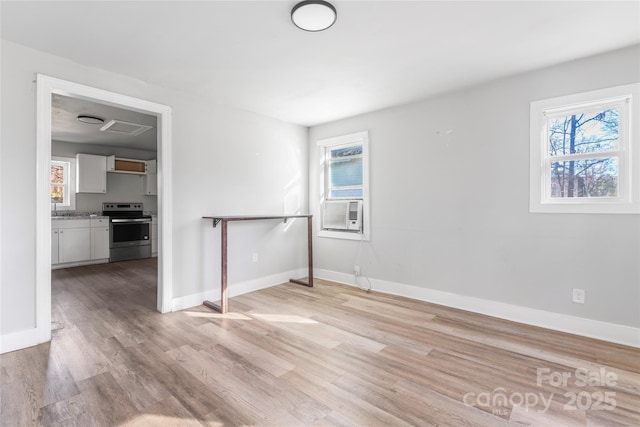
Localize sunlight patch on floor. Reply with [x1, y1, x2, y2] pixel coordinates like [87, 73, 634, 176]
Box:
[120, 413, 223, 426]
[183, 311, 252, 320]
[250, 313, 318, 324]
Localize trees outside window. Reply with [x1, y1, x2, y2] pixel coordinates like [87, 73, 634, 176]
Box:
[530, 83, 639, 214]
[51, 162, 66, 203]
[548, 107, 619, 199]
[50, 157, 76, 210]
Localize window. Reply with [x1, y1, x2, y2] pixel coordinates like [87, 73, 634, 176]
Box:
[50, 157, 76, 210]
[317, 131, 370, 240]
[327, 144, 363, 199]
[530, 83, 639, 214]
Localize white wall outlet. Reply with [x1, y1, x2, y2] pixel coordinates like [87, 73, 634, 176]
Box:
[354, 265, 360, 276]
[252, 253, 258, 263]
[572, 288, 585, 304]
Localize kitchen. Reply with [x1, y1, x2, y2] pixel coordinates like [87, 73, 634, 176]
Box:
[50, 94, 159, 269]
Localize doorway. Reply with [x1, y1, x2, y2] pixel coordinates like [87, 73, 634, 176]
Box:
[36, 75, 173, 343]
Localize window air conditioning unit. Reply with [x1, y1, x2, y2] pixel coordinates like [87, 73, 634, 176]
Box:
[322, 200, 363, 232]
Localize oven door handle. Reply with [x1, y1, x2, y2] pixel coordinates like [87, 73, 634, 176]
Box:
[111, 218, 151, 223]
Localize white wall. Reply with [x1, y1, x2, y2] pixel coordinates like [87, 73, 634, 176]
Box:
[76, 174, 158, 213]
[52, 140, 158, 212]
[0, 40, 308, 337]
[309, 45, 640, 329]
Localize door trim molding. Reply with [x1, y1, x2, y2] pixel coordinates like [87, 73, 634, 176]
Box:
[36, 75, 173, 346]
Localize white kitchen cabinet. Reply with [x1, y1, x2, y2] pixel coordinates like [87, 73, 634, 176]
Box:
[76, 153, 107, 193]
[143, 160, 157, 196]
[91, 218, 110, 260]
[51, 229, 59, 265]
[59, 227, 91, 264]
[151, 215, 158, 256]
[146, 159, 157, 174]
[52, 218, 110, 267]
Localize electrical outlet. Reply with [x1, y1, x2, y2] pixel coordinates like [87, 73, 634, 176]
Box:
[252, 253, 258, 263]
[572, 288, 585, 304]
[354, 265, 360, 276]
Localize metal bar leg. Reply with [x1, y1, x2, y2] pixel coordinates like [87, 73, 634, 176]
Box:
[203, 219, 229, 313]
[220, 219, 228, 313]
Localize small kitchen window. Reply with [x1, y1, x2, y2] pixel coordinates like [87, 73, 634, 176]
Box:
[50, 156, 76, 211]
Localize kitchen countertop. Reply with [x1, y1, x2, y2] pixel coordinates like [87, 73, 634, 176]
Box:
[52, 214, 109, 220]
[52, 209, 155, 219]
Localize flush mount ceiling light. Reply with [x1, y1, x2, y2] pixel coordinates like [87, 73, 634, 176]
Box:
[77, 115, 105, 125]
[291, 0, 337, 32]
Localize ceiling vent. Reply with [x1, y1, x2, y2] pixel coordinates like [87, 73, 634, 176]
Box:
[100, 119, 153, 136]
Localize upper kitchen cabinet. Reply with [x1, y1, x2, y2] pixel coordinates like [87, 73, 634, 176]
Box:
[107, 155, 147, 174]
[76, 153, 107, 193]
[143, 159, 157, 196]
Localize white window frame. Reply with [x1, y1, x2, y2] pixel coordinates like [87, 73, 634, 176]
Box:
[530, 83, 640, 214]
[50, 156, 76, 211]
[317, 131, 370, 241]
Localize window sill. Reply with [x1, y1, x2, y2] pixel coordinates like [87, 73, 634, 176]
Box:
[530, 200, 639, 214]
[318, 229, 369, 241]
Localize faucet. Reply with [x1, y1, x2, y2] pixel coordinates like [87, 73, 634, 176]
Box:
[53, 202, 58, 216]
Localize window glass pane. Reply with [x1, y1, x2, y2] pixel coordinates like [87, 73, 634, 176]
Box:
[329, 157, 362, 187]
[51, 164, 65, 184]
[550, 158, 618, 198]
[330, 145, 362, 159]
[51, 185, 64, 203]
[548, 108, 619, 156]
[330, 188, 363, 198]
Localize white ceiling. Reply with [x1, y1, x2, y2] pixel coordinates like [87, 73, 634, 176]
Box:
[2, 1, 639, 127]
[52, 94, 158, 152]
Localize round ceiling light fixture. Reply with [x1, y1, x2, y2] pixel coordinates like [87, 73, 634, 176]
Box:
[291, 0, 337, 32]
[77, 115, 105, 125]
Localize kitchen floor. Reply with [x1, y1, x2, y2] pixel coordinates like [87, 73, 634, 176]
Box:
[51, 258, 158, 334]
[1, 259, 639, 426]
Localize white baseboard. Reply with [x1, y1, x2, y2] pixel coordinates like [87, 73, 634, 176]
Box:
[6, 268, 635, 354]
[0, 327, 45, 354]
[316, 269, 640, 348]
[51, 258, 108, 270]
[171, 268, 308, 312]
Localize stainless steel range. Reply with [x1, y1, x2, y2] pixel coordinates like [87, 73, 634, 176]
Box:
[102, 202, 152, 262]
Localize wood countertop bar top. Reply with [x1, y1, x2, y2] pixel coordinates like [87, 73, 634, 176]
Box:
[203, 214, 312, 228]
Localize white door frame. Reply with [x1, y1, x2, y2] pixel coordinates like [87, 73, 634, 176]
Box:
[36, 75, 173, 343]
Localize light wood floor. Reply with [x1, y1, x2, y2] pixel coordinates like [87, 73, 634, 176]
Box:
[1, 258, 639, 426]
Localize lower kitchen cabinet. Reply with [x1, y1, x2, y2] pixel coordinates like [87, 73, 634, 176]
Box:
[59, 227, 91, 264]
[52, 218, 110, 268]
[91, 226, 110, 260]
